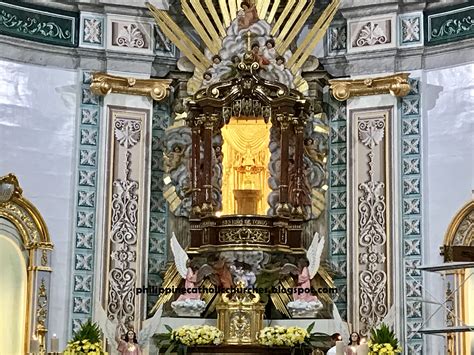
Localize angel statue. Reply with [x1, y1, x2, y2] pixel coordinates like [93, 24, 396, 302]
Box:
[287, 233, 325, 317]
[94, 303, 164, 355]
[170, 233, 207, 316]
[115, 322, 141, 355]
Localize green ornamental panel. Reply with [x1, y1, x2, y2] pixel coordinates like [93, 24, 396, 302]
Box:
[0, 0, 77, 47]
[425, 4, 474, 45]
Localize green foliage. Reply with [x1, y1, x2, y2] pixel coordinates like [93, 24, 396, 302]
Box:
[369, 323, 399, 348]
[71, 319, 102, 343]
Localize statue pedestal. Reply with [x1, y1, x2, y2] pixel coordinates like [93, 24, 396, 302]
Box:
[233, 189, 261, 215]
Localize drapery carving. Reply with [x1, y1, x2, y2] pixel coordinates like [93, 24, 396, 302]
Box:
[221, 120, 270, 215]
[221, 120, 270, 154]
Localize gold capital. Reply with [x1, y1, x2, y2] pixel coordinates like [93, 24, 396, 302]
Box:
[91, 73, 172, 101]
[329, 73, 411, 101]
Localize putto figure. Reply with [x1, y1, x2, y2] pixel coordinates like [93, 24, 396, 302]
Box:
[237, 1, 259, 30]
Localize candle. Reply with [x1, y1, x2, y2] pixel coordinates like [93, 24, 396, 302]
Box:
[357, 341, 369, 355]
[335, 340, 344, 355]
[30, 336, 40, 353]
[51, 334, 59, 352]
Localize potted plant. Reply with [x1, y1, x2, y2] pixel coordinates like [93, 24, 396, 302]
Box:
[63, 320, 105, 354]
[368, 323, 402, 354]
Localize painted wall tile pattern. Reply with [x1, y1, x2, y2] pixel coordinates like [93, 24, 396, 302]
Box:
[146, 101, 171, 312]
[155, 26, 177, 57]
[70, 71, 101, 335]
[326, 97, 347, 320]
[399, 13, 423, 46]
[400, 77, 423, 354]
[79, 12, 105, 48]
[326, 21, 347, 55]
[425, 4, 474, 45]
[0, 1, 78, 46]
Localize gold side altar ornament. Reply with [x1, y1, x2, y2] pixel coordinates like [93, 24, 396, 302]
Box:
[90, 73, 172, 101]
[328, 73, 411, 101]
[217, 281, 265, 345]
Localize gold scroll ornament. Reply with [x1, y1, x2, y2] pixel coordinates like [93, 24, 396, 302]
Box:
[329, 73, 411, 101]
[90, 73, 172, 101]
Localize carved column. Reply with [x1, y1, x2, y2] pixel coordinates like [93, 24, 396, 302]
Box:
[191, 123, 202, 215]
[349, 107, 393, 335]
[102, 106, 150, 333]
[202, 115, 215, 213]
[292, 123, 305, 216]
[277, 114, 290, 215]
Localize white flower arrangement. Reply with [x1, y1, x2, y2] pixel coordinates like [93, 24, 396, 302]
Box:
[258, 326, 309, 347]
[170, 325, 223, 347]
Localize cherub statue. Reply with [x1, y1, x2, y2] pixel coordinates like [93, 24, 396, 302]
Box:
[304, 137, 324, 164]
[237, 1, 259, 30]
[230, 265, 256, 287]
[262, 39, 277, 64]
[164, 145, 184, 172]
[221, 55, 241, 80]
[202, 71, 213, 86]
[274, 56, 285, 71]
[251, 42, 269, 68]
[210, 256, 234, 289]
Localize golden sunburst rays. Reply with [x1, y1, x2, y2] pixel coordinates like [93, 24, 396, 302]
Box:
[147, 0, 340, 93]
[182, 0, 223, 55]
[287, 0, 340, 75]
[147, 3, 210, 73]
[274, 0, 315, 54]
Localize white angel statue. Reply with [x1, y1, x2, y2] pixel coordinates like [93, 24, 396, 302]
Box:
[94, 303, 163, 355]
[170, 233, 207, 316]
[287, 232, 325, 317]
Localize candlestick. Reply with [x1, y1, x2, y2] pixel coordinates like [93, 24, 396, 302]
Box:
[30, 336, 40, 353]
[357, 342, 369, 355]
[335, 340, 344, 355]
[51, 334, 59, 352]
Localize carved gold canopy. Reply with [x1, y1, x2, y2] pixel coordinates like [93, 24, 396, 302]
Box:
[188, 61, 310, 127]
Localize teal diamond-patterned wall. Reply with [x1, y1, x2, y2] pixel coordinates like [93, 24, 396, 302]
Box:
[147, 101, 171, 312]
[326, 97, 347, 320]
[69, 71, 101, 335]
[400, 77, 423, 355]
